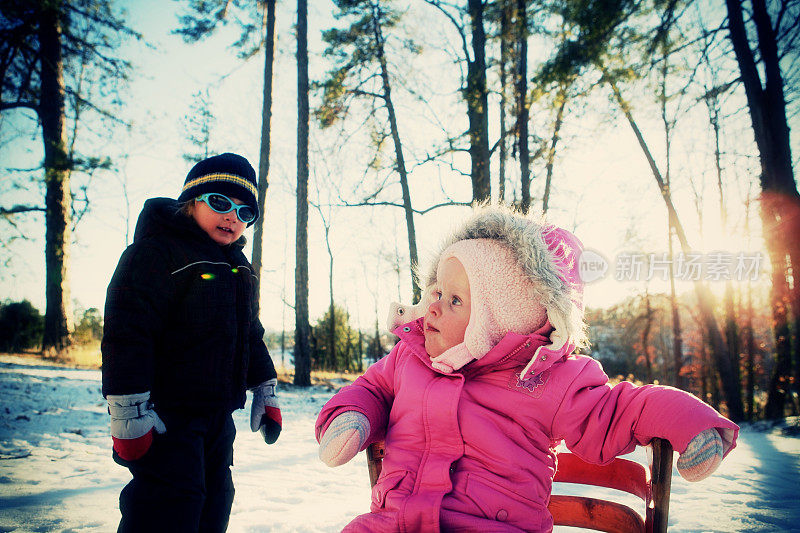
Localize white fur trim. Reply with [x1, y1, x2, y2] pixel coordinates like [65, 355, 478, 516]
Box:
[422, 205, 587, 350]
[430, 343, 472, 373]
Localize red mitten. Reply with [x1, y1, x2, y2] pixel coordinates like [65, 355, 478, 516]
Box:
[250, 378, 282, 444]
[107, 392, 166, 461]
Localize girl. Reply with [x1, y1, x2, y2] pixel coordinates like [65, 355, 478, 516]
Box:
[316, 205, 737, 532]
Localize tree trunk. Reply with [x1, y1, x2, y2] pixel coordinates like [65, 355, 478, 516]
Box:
[604, 72, 744, 421]
[667, 229, 685, 388]
[280, 324, 285, 368]
[326, 225, 335, 371]
[346, 310, 354, 372]
[251, 0, 276, 296]
[371, 3, 420, 302]
[373, 316, 381, 363]
[723, 283, 741, 387]
[542, 83, 566, 215]
[357, 329, 364, 372]
[642, 293, 654, 384]
[706, 82, 741, 397]
[294, 0, 311, 387]
[658, 53, 685, 389]
[744, 279, 756, 420]
[280, 214, 288, 369]
[793, 282, 800, 415]
[515, 0, 529, 212]
[467, 0, 490, 203]
[763, 234, 792, 418]
[498, 0, 512, 205]
[699, 331, 709, 404]
[725, 0, 799, 419]
[39, 2, 73, 354]
[742, 194, 756, 420]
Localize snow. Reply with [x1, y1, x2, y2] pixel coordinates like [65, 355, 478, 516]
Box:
[1, 354, 799, 532]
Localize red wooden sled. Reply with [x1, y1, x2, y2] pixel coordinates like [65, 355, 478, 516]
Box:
[366, 437, 673, 532]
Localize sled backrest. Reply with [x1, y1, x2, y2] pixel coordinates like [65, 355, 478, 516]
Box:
[365, 437, 673, 533]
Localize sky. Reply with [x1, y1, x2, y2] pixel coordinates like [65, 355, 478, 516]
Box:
[0, 0, 787, 332]
[1, 353, 799, 532]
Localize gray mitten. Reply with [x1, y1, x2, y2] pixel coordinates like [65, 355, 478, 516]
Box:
[250, 378, 282, 444]
[677, 428, 724, 482]
[318, 411, 370, 467]
[107, 392, 166, 461]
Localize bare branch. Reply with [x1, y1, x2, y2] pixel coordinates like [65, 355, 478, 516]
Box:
[0, 101, 38, 113]
[64, 4, 143, 39]
[351, 89, 385, 99]
[334, 198, 469, 214]
[0, 204, 46, 214]
[423, 0, 470, 62]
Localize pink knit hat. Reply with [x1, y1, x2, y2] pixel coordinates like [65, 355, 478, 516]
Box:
[424, 206, 587, 374]
[541, 225, 584, 311]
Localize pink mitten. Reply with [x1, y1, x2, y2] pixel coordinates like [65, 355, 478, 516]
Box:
[318, 411, 370, 467]
[677, 428, 724, 482]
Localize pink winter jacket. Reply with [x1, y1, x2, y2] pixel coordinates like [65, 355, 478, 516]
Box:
[315, 318, 739, 532]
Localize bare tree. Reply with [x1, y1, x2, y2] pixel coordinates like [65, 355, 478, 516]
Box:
[251, 0, 277, 298]
[174, 0, 278, 298]
[697, 45, 743, 398]
[425, 0, 491, 203]
[0, 0, 137, 354]
[541, 80, 568, 215]
[640, 290, 656, 384]
[181, 89, 215, 163]
[497, 0, 513, 204]
[311, 167, 337, 372]
[724, 0, 800, 419]
[656, 43, 686, 389]
[294, 0, 312, 386]
[743, 190, 758, 419]
[602, 70, 745, 421]
[316, 0, 422, 301]
[514, 0, 530, 212]
[467, 0, 491, 203]
[39, 4, 72, 354]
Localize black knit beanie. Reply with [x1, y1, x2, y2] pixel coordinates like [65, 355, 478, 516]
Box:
[178, 153, 259, 226]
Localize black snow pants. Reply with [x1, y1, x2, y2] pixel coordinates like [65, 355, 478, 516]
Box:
[113, 408, 236, 533]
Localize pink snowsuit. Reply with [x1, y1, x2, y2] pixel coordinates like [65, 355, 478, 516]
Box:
[316, 318, 738, 532]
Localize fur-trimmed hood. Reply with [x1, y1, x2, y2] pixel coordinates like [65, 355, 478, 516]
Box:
[419, 205, 587, 374]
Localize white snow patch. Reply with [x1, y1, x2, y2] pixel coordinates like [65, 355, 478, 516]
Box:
[1, 355, 798, 532]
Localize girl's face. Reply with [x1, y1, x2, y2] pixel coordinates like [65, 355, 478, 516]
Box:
[191, 195, 247, 246]
[424, 257, 471, 358]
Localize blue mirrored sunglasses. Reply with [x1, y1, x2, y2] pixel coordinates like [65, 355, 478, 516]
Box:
[195, 193, 257, 224]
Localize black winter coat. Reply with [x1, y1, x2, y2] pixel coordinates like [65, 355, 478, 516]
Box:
[101, 198, 277, 411]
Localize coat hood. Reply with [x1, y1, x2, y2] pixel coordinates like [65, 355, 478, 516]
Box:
[419, 205, 587, 377]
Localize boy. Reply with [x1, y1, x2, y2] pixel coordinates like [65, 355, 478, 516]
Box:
[102, 153, 282, 532]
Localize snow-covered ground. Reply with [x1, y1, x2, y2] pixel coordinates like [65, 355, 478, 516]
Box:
[1, 354, 798, 532]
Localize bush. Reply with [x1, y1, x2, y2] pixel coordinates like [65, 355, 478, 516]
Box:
[73, 307, 103, 344]
[0, 300, 44, 352]
[311, 304, 363, 372]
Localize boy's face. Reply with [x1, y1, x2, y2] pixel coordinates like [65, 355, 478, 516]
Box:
[191, 195, 247, 246]
[424, 257, 471, 358]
